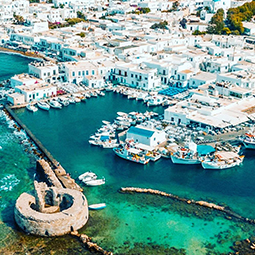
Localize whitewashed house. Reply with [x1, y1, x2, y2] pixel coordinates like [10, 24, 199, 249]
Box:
[127, 125, 166, 147]
[15, 83, 57, 102]
[28, 62, 59, 83]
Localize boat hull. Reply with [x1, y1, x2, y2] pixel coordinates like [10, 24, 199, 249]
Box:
[243, 140, 255, 149]
[201, 160, 242, 170]
[89, 203, 106, 210]
[171, 155, 200, 164]
[113, 148, 150, 165]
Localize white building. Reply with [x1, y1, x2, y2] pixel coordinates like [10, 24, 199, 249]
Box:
[15, 83, 57, 102]
[0, 0, 29, 24]
[217, 70, 255, 89]
[113, 62, 161, 91]
[127, 125, 166, 147]
[28, 62, 59, 84]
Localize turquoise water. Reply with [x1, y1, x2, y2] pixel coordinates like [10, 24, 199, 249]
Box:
[0, 53, 255, 254]
[0, 52, 34, 82]
[14, 92, 255, 254]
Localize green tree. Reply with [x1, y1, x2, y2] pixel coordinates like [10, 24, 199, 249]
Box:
[150, 20, 168, 30]
[77, 32, 85, 37]
[172, 1, 180, 11]
[207, 8, 225, 34]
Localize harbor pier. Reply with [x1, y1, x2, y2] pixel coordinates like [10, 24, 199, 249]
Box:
[4, 105, 82, 191]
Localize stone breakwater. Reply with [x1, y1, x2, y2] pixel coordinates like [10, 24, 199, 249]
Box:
[119, 187, 255, 224]
[71, 231, 113, 255]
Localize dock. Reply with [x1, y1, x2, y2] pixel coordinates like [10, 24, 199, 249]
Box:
[4, 105, 82, 191]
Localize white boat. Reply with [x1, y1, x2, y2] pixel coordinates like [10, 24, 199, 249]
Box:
[37, 101, 50, 111]
[78, 171, 97, 182]
[202, 152, 244, 170]
[98, 91, 105, 96]
[170, 140, 201, 164]
[113, 147, 150, 164]
[58, 97, 69, 106]
[242, 128, 255, 149]
[26, 103, 38, 112]
[88, 203, 106, 210]
[49, 99, 62, 109]
[146, 96, 165, 106]
[84, 178, 105, 186]
[101, 140, 119, 149]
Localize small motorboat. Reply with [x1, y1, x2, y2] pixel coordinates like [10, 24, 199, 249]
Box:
[26, 103, 38, 112]
[88, 203, 106, 210]
[49, 99, 62, 109]
[78, 171, 97, 182]
[37, 101, 50, 111]
[84, 177, 105, 186]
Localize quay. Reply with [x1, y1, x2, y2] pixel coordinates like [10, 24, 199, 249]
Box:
[4, 104, 82, 191]
[120, 187, 255, 225]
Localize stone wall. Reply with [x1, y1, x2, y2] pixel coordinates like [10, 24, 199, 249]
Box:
[14, 188, 89, 236]
[36, 160, 62, 188]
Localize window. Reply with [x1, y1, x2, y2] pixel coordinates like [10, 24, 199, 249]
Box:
[92, 70, 95, 75]
[131, 74, 133, 78]
[86, 70, 89, 75]
[72, 71, 75, 76]
[82, 71, 85, 75]
[78, 71, 81, 76]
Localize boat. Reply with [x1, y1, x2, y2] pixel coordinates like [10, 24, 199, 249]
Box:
[170, 140, 201, 164]
[84, 178, 105, 186]
[26, 103, 38, 112]
[58, 96, 69, 106]
[135, 143, 161, 162]
[101, 139, 119, 148]
[88, 203, 106, 210]
[201, 151, 244, 170]
[49, 99, 62, 109]
[242, 128, 255, 149]
[78, 171, 97, 182]
[146, 96, 165, 106]
[37, 101, 50, 111]
[113, 146, 150, 164]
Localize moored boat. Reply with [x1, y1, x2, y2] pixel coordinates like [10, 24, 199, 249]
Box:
[78, 171, 97, 182]
[201, 151, 244, 170]
[84, 178, 105, 186]
[26, 103, 38, 112]
[37, 101, 50, 111]
[241, 128, 255, 149]
[88, 203, 106, 210]
[170, 140, 201, 164]
[49, 99, 62, 109]
[113, 146, 150, 164]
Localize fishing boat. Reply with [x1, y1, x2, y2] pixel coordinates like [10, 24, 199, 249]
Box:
[113, 146, 150, 164]
[242, 127, 255, 149]
[26, 103, 38, 112]
[78, 171, 97, 182]
[37, 101, 50, 111]
[146, 96, 165, 106]
[49, 99, 62, 109]
[201, 151, 244, 170]
[170, 140, 201, 164]
[84, 178, 105, 186]
[88, 203, 106, 210]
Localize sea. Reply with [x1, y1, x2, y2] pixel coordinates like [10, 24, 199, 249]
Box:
[0, 52, 255, 254]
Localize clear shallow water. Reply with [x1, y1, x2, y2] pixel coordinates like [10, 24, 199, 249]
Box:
[13, 92, 255, 254]
[0, 52, 255, 254]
